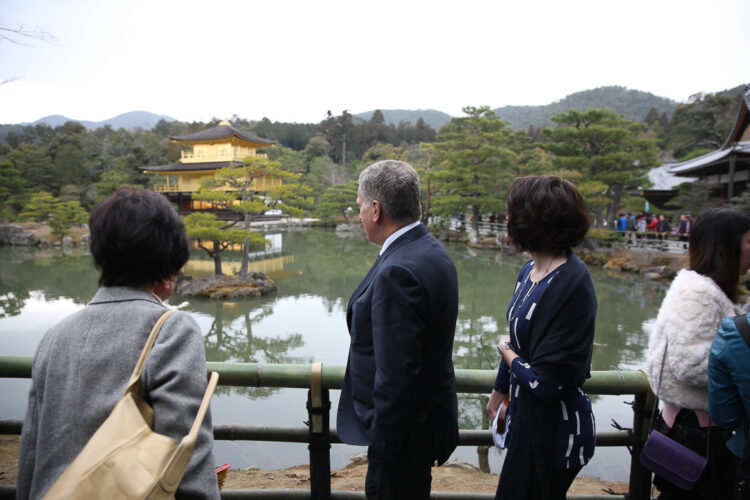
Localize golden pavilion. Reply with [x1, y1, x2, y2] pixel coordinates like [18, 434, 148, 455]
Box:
[141, 120, 277, 211]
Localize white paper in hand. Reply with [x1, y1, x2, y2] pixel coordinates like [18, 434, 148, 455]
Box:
[491, 401, 509, 448]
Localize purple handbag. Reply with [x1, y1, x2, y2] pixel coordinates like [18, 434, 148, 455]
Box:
[639, 341, 708, 491]
[640, 429, 708, 491]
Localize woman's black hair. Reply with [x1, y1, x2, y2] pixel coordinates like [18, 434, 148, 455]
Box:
[689, 207, 750, 302]
[505, 175, 591, 254]
[89, 188, 190, 288]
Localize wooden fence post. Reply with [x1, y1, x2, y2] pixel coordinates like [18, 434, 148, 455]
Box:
[307, 362, 331, 500]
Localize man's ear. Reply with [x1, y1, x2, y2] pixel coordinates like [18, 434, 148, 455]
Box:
[371, 199, 382, 223]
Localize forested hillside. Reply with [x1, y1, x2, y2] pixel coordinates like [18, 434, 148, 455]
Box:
[353, 109, 451, 131]
[352, 87, 682, 132]
[494, 86, 678, 130]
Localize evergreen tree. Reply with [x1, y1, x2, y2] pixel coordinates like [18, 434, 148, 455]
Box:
[49, 200, 88, 238]
[19, 191, 56, 222]
[18, 192, 87, 238]
[667, 181, 721, 215]
[543, 108, 659, 227]
[644, 107, 660, 125]
[187, 157, 310, 276]
[414, 118, 436, 143]
[183, 213, 252, 276]
[663, 91, 739, 159]
[94, 170, 136, 201]
[366, 109, 391, 145]
[316, 181, 359, 223]
[424, 106, 517, 231]
[9, 143, 55, 194]
[0, 160, 28, 218]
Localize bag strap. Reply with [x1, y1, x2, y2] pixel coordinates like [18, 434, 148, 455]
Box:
[123, 308, 177, 396]
[648, 343, 668, 433]
[733, 314, 750, 348]
[155, 370, 220, 494]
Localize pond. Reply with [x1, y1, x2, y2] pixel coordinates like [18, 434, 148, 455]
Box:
[0, 229, 667, 481]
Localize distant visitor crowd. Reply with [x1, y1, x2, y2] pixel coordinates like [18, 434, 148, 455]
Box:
[615, 212, 693, 241]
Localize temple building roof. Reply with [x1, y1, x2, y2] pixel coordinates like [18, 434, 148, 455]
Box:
[648, 164, 695, 189]
[170, 122, 276, 147]
[142, 161, 243, 173]
[669, 89, 750, 177]
[668, 142, 750, 177]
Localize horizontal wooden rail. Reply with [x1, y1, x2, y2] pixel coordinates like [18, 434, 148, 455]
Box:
[0, 357, 649, 396]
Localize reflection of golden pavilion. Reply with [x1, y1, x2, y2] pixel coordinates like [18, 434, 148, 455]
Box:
[140, 120, 277, 212]
[186, 233, 292, 278]
[185, 255, 295, 278]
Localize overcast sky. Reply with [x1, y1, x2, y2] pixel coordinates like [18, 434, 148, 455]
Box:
[1, 0, 749, 125]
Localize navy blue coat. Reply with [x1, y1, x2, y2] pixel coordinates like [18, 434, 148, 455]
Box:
[336, 224, 459, 465]
[497, 251, 597, 498]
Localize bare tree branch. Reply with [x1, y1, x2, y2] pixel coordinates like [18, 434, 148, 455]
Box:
[0, 24, 56, 46]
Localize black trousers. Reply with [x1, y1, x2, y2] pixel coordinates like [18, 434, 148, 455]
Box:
[364, 420, 436, 500]
[654, 410, 738, 500]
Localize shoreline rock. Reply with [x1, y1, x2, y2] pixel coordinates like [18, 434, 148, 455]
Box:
[0, 225, 38, 246]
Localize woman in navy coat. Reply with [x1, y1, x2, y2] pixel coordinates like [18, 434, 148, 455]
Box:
[487, 176, 597, 500]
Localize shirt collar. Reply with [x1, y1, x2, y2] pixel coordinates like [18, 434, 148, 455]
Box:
[380, 221, 421, 256]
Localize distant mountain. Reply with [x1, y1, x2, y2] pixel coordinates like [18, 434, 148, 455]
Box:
[494, 86, 678, 130]
[353, 109, 452, 131]
[25, 110, 176, 131]
[30, 115, 73, 128]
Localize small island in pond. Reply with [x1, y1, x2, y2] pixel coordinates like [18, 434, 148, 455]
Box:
[175, 272, 277, 300]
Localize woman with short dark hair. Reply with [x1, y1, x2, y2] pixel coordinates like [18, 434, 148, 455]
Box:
[487, 175, 597, 499]
[18, 188, 220, 499]
[645, 207, 750, 499]
[89, 187, 190, 289]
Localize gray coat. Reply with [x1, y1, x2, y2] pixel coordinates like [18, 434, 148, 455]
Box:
[17, 287, 220, 499]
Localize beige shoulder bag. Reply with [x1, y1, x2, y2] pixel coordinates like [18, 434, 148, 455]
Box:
[43, 309, 219, 499]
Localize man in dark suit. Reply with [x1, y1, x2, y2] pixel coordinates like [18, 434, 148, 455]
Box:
[336, 160, 459, 499]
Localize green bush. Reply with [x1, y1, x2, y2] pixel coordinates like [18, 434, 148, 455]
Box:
[588, 227, 626, 242]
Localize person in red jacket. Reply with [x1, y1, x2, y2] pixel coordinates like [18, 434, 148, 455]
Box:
[646, 215, 659, 239]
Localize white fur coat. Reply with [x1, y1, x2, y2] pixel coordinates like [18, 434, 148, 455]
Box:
[645, 269, 743, 410]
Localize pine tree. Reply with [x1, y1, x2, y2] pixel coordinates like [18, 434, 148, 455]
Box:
[543, 108, 659, 227]
[424, 106, 517, 231]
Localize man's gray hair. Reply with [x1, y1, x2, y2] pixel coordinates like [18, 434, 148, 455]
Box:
[359, 160, 422, 223]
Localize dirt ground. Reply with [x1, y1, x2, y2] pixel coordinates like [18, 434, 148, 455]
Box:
[1, 435, 627, 495]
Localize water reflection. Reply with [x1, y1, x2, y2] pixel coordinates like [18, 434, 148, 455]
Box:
[199, 300, 305, 398]
[0, 247, 98, 317]
[0, 230, 669, 478]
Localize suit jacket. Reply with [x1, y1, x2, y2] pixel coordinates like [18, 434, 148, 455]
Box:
[17, 287, 219, 499]
[336, 224, 459, 465]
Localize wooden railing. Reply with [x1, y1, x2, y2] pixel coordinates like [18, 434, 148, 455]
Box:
[0, 357, 655, 499]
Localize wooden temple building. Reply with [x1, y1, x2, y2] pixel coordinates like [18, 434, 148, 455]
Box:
[668, 86, 750, 201]
[141, 121, 277, 211]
